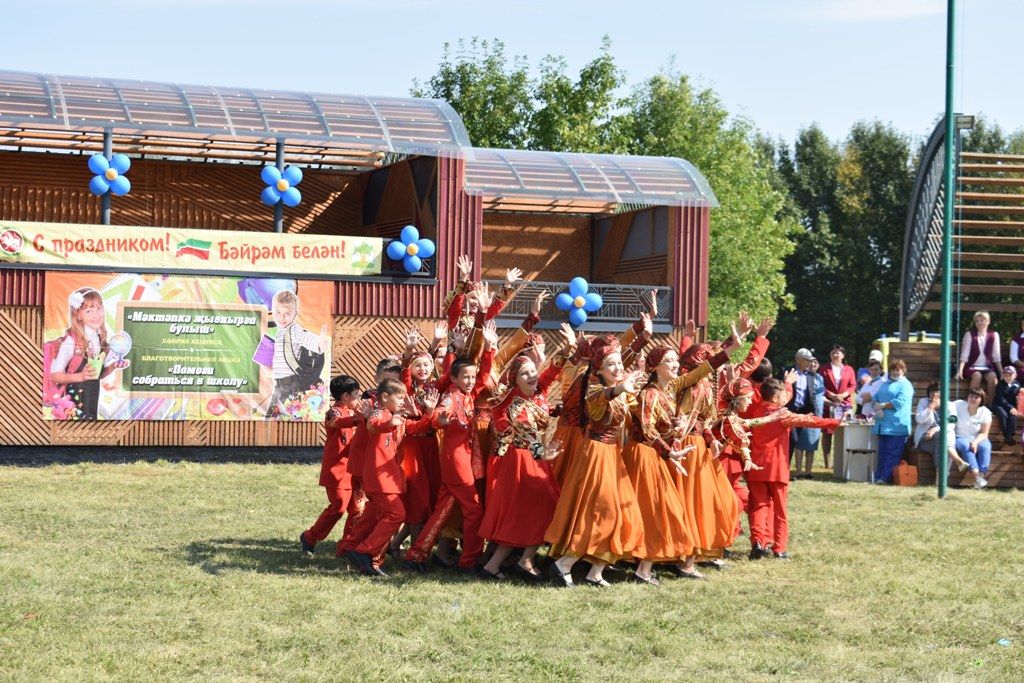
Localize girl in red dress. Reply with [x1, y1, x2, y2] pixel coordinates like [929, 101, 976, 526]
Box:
[478, 324, 575, 580]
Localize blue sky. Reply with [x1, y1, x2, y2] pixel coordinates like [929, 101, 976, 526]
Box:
[4, 0, 1018, 145]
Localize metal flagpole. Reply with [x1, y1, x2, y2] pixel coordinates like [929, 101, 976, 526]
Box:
[938, 0, 957, 498]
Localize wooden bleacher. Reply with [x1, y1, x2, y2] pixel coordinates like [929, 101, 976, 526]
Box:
[890, 341, 1024, 488]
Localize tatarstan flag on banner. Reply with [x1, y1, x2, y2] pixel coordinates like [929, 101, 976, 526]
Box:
[176, 238, 212, 260]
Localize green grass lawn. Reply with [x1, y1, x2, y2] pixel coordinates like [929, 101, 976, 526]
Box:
[2, 461, 1024, 681]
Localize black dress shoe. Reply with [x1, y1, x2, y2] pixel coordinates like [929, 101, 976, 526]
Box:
[583, 576, 612, 588]
[548, 563, 575, 588]
[300, 533, 315, 556]
[507, 563, 543, 582]
[345, 550, 374, 574]
[749, 543, 770, 561]
[430, 553, 455, 569]
[628, 572, 661, 587]
[722, 548, 737, 560]
[401, 560, 428, 573]
[476, 566, 507, 581]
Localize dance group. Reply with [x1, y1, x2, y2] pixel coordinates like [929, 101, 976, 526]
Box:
[299, 257, 839, 587]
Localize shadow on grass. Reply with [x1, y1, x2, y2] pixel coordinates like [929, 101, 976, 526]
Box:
[2, 447, 320, 467]
[182, 537, 510, 587]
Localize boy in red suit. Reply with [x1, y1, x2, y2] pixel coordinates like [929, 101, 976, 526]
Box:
[300, 375, 366, 556]
[746, 378, 839, 559]
[403, 325, 496, 573]
[342, 378, 436, 577]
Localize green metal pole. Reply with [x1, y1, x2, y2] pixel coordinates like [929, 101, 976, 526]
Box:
[938, 0, 957, 499]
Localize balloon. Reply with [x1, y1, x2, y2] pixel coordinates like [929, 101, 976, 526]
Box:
[206, 398, 227, 417]
[237, 278, 296, 307]
[555, 292, 574, 311]
[89, 176, 110, 196]
[415, 238, 435, 259]
[386, 240, 407, 260]
[88, 154, 109, 175]
[281, 187, 302, 207]
[400, 225, 419, 245]
[282, 165, 303, 186]
[109, 175, 131, 196]
[568, 277, 589, 298]
[110, 153, 131, 174]
[583, 292, 603, 312]
[569, 307, 587, 327]
[261, 166, 281, 185]
[403, 254, 422, 273]
[261, 186, 281, 206]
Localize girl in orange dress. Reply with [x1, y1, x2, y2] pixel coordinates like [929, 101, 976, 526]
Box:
[545, 336, 647, 588]
[551, 311, 653, 486]
[672, 342, 741, 565]
[478, 327, 574, 580]
[623, 345, 716, 584]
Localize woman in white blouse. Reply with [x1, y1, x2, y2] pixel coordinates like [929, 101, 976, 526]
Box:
[952, 388, 994, 489]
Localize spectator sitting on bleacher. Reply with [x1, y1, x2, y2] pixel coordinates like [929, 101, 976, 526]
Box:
[1008, 317, 1024, 377]
[991, 366, 1020, 447]
[914, 381, 968, 475]
[957, 310, 1000, 404]
[952, 388, 994, 490]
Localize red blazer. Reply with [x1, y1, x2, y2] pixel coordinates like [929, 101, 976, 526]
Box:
[320, 402, 360, 489]
[819, 364, 857, 407]
[432, 349, 494, 486]
[747, 400, 839, 483]
[362, 408, 432, 494]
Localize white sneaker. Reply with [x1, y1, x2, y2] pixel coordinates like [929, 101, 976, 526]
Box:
[974, 476, 988, 489]
[957, 461, 970, 473]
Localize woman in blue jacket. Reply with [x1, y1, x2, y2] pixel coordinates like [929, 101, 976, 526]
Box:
[871, 358, 914, 483]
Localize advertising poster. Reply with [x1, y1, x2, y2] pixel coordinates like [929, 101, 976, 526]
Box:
[42, 271, 332, 421]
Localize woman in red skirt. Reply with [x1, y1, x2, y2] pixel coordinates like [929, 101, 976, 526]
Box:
[479, 325, 575, 580]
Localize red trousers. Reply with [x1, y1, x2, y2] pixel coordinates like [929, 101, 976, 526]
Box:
[748, 481, 789, 553]
[303, 485, 365, 549]
[725, 467, 750, 540]
[340, 492, 406, 559]
[405, 482, 483, 568]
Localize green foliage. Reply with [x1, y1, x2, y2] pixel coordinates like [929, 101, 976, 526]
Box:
[411, 38, 533, 149]
[772, 122, 914, 366]
[617, 72, 796, 337]
[413, 39, 796, 338]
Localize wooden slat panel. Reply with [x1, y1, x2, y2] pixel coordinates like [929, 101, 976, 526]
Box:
[955, 204, 1024, 215]
[956, 192, 1024, 203]
[0, 308, 48, 445]
[961, 151, 1024, 163]
[958, 177, 1024, 188]
[953, 252, 1024, 264]
[960, 163, 1024, 173]
[956, 220, 1024, 230]
[955, 235, 1024, 247]
[953, 268, 1024, 280]
[924, 302, 1024, 312]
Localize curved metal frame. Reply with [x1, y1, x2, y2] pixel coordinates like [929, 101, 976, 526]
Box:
[899, 118, 957, 334]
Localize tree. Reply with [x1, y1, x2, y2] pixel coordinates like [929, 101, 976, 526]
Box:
[413, 40, 797, 338]
[772, 122, 914, 367]
[411, 38, 532, 149]
[528, 36, 626, 153]
[618, 72, 797, 338]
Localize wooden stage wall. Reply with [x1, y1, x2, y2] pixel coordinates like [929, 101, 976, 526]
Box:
[0, 305, 679, 448]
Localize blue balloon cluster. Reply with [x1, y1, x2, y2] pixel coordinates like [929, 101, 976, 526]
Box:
[88, 153, 132, 196]
[261, 165, 303, 207]
[386, 225, 436, 274]
[556, 277, 603, 327]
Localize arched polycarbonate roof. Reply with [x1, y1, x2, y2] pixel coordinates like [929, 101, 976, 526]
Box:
[0, 69, 472, 166]
[464, 147, 719, 211]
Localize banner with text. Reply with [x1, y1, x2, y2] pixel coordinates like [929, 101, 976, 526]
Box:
[42, 271, 332, 421]
[0, 220, 382, 277]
